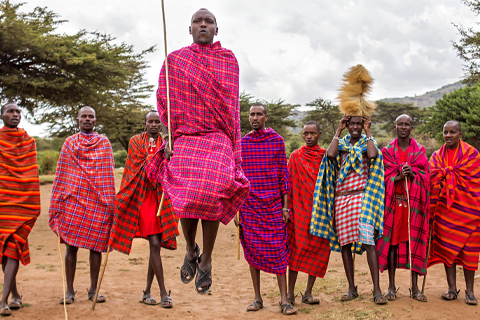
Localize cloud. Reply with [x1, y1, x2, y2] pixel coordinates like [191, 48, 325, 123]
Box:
[21, 0, 478, 108]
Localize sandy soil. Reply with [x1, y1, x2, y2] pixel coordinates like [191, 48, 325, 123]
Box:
[7, 182, 480, 319]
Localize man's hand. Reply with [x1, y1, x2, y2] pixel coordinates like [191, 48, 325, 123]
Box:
[401, 164, 415, 179]
[282, 209, 290, 224]
[165, 140, 174, 160]
[338, 115, 350, 132]
[234, 213, 239, 227]
[362, 115, 372, 133]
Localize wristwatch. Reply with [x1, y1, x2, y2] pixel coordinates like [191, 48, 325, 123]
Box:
[282, 208, 290, 213]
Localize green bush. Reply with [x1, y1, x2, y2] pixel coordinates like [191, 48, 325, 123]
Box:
[114, 150, 128, 168]
[38, 150, 60, 175]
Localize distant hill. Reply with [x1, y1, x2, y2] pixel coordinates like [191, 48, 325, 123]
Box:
[380, 81, 466, 108]
[288, 81, 466, 131]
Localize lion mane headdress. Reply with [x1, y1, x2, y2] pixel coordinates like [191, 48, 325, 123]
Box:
[337, 64, 376, 117]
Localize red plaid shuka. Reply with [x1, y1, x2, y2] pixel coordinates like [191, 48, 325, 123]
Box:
[0, 127, 40, 265]
[240, 128, 291, 275]
[287, 145, 330, 277]
[147, 41, 249, 225]
[109, 133, 178, 254]
[376, 138, 430, 275]
[49, 132, 115, 253]
[428, 140, 480, 271]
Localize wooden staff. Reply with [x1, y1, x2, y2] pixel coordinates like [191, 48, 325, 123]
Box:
[421, 216, 433, 293]
[405, 176, 413, 306]
[157, 0, 172, 217]
[91, 245, 111, 310]
[95, 1, 172, 308]
[57, 235, 68, 320]
[237, 212, 240, 260]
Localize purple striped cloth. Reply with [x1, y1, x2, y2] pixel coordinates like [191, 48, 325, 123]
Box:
[147, 42, 249, 225]
[240, 128, 291, 275]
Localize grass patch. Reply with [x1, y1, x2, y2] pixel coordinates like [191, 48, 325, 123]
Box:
[312, 276, 346, 295]
[36, 264, 56, 269]
[128, 257, 143, 265]
[316, 306, 391, 320]
[39, 175, 55, 185]
[298, 306, 312, 314]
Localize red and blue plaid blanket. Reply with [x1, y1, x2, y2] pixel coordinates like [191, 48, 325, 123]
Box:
[49, 132, 115, 252]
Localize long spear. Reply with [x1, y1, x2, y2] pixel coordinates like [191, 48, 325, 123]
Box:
[94, 1, 171, 308]
[405, 176, 413, 307]
[157, 0, 172, 217]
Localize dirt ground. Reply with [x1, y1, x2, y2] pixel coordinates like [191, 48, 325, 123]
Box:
[6, 181, 480, 319]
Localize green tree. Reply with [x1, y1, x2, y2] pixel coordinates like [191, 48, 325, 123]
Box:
[239, 91, 297, 138]
[302, 98, 342, 144]
[420, 83, 480, 148]
[0, 1, 153, 150]
[454, 0, 480, 84]
[372, 101, 426, 136]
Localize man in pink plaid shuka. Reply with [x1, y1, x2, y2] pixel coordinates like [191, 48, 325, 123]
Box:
[147, 9, 249, 295]
[49, 106, 114, 304]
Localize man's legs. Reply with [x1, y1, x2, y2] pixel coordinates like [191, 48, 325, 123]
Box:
[249, 266, 262, 303]
[341, 243, 356, 292]
[196, 219, 220, 292]
[143, 260, 155, 297]
[386, 245, 398, 293]
[88, 250, 102, 297]
[287, 268, 297, 302]
[364, 244, 383, 297]
[147, 234, 170, 305]
[0, 257, 20, 309]
[444, 263, 457, 293]
[464, 267, 476, 300]
[65, 244, 78, 300]
[305, 275, 317, 298]
[180, 218, 199, 281]
[277, 273, 297, 314]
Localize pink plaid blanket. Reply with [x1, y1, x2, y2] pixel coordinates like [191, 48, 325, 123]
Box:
[147, 42, 249, 224]
[376, 138, 430, 274]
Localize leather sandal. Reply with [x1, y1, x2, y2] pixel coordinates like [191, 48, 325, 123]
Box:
[246, 300, 263, 311]
[465, 290, 478, 306]
[441, 289, 460, 301]
[280, 302, 297, 315]
[341, 286, 359, 301]
[301, 292, 319, 305]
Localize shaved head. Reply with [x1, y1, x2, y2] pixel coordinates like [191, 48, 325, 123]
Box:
[191, 8, 216, 24]
[78, 106, 95, 118]
[395, 114, 412, 125]
[444, 120, 462, 132]
[1, 102, 17, 115]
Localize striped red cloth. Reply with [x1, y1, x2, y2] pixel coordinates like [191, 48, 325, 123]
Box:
[428, 140, 480, 271]
[49, 132, 115, 253]
[240, 128, 291, 275]
[0, 127, 40, 265]
[147, 41, 249, 225]
[287, 145, 330, 278]
[377, 138, 430, 275]
[109, 133, 178, 254]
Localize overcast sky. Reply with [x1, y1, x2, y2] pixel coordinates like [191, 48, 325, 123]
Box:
[15, 0, 478, 134]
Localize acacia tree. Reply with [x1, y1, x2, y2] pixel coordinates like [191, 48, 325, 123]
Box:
[0, 1, 154, 150]
[302, 98, 342, 144]
[239, 91, 297, 138]
[372, 101, 426, 136]
[420, 84, 480, 149]
[454, 0, 480, 84]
